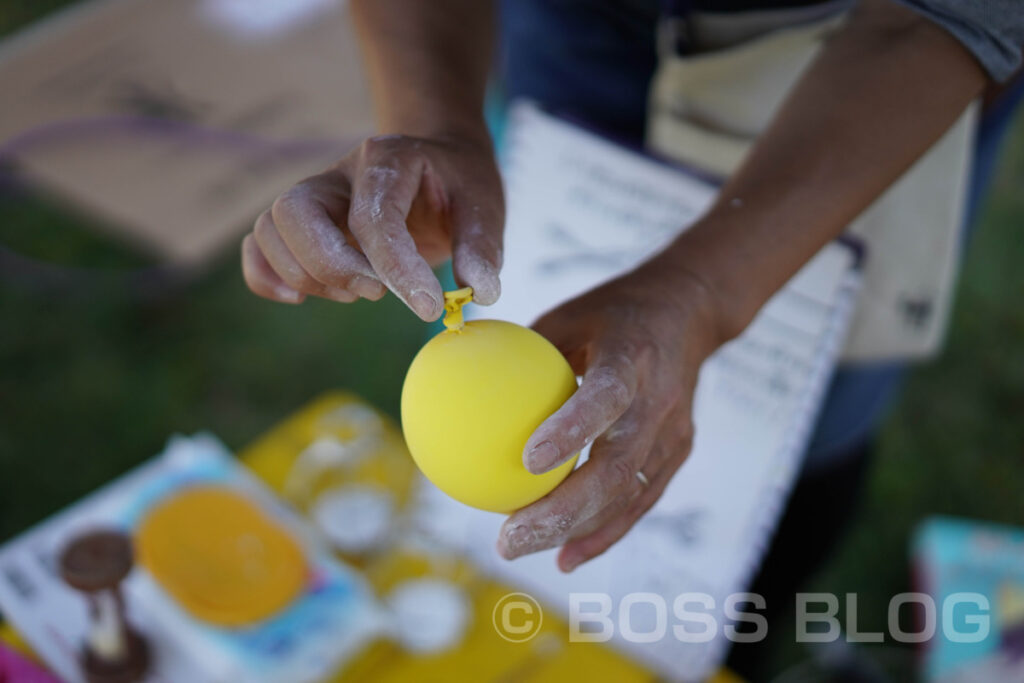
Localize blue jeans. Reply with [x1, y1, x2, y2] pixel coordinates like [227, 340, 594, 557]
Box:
[497, 0, 1024, 471]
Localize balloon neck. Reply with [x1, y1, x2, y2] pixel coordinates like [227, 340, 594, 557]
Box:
[442, 287, 474, 332]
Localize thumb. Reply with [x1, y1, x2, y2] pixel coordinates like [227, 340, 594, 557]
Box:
[451, 197, 503, 306]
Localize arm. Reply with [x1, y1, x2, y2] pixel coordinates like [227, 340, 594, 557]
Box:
[351, 0, 494, 146]
[500, 0, 988, 570]
[241, 0, 502, 318]
[666, 0, 987, 342]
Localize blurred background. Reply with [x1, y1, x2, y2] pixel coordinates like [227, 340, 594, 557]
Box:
[0, 0, 1022, 680]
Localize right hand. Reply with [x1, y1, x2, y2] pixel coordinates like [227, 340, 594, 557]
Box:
[241, 133, 504, 320]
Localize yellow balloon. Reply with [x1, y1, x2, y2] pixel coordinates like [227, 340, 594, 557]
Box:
[401, 288, 578, 513]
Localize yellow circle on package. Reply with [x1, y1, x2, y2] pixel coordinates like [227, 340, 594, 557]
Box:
[136, 486, 307, 627]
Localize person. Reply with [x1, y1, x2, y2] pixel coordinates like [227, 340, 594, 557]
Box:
[241, 0, 1023, 675]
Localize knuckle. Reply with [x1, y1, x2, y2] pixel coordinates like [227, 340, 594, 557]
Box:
[588, 364, 621, 394]
[270, 187, 318, 232]
[348, 190, 401, 233]
[252, 211, 275, 241]
[605, 375, 633, 412]
[603, 414, 638, 443]
[669, 414, 695, 446]
[325, 288, 358, 303]
[363, 240, 404, 275]
[359, 139, 405, 172]
[607, 456, 637, 492]
[548, 414, 585, 449]
[270, 188, 301, 220]
[253, 210, 273, 233]
[663, 439, 689, 465]
[625, 337, 660, 368]
[542, 506, 577, 537]
[359, 137, 381, 158]
[363, 160, 402, 183]
[380, 201, 407, 227]
[301, 257, 335, 285]
[662, 422, 695, 464]
[360, 136, 391, 157]
[279, 269, 316, 293]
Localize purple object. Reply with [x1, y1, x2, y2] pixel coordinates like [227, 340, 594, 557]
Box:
[0, 641, 62, 683]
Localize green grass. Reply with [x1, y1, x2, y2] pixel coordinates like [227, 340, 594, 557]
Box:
[0, 188, 428, 540]
[2, 3, 1023, 681]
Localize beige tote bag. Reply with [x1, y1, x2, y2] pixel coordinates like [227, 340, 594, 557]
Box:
[647, 12, 978, 362]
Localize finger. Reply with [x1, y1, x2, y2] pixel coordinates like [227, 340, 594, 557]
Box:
[561, 417, 696, 573]
[253, 211, 357, 303]
[347, 149, 444, 320]
[523, 351, 638, 474]
[269, 179, 387, 301]
[558, 437, 692, 573]
[498, 398, 666, 560]
[550, 414, 681, 543]
[497, 456, 641, 560]
[451, 197, 503, 305]
[303, 172, 389, 301]
[241, 233, 304, 304]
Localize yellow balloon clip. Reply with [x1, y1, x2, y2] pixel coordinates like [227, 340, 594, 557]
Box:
[442, 287, 474, 332]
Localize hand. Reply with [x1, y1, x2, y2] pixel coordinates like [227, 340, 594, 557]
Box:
[496, 260, 724, 571]
[241, 133, 504, 320]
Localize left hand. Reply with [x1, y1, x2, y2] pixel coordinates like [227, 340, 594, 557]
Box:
[496, 259, 724, 572]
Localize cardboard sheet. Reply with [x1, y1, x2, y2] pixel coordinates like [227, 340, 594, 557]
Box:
[0, 0, 374, 263]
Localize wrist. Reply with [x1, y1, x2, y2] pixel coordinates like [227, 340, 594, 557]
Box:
[630, 252, 730, 361]
[380, 107, 493, 151]
[653, 224, 762, 347]
[425, 114, 494, 151]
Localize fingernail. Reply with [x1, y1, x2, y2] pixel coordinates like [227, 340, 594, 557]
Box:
[325, 286, 356, 303]
[350, 275, 384, 299]
[471, 269, 501, 306]
[525, 441, 559, 474]
[275, 286, 303, 303]
[410, 291, 439, 320]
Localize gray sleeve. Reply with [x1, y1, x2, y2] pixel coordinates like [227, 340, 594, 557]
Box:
[892, 0, 1024, 82]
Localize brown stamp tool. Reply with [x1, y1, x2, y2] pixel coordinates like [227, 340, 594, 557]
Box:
[58, 530, 150, 683]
